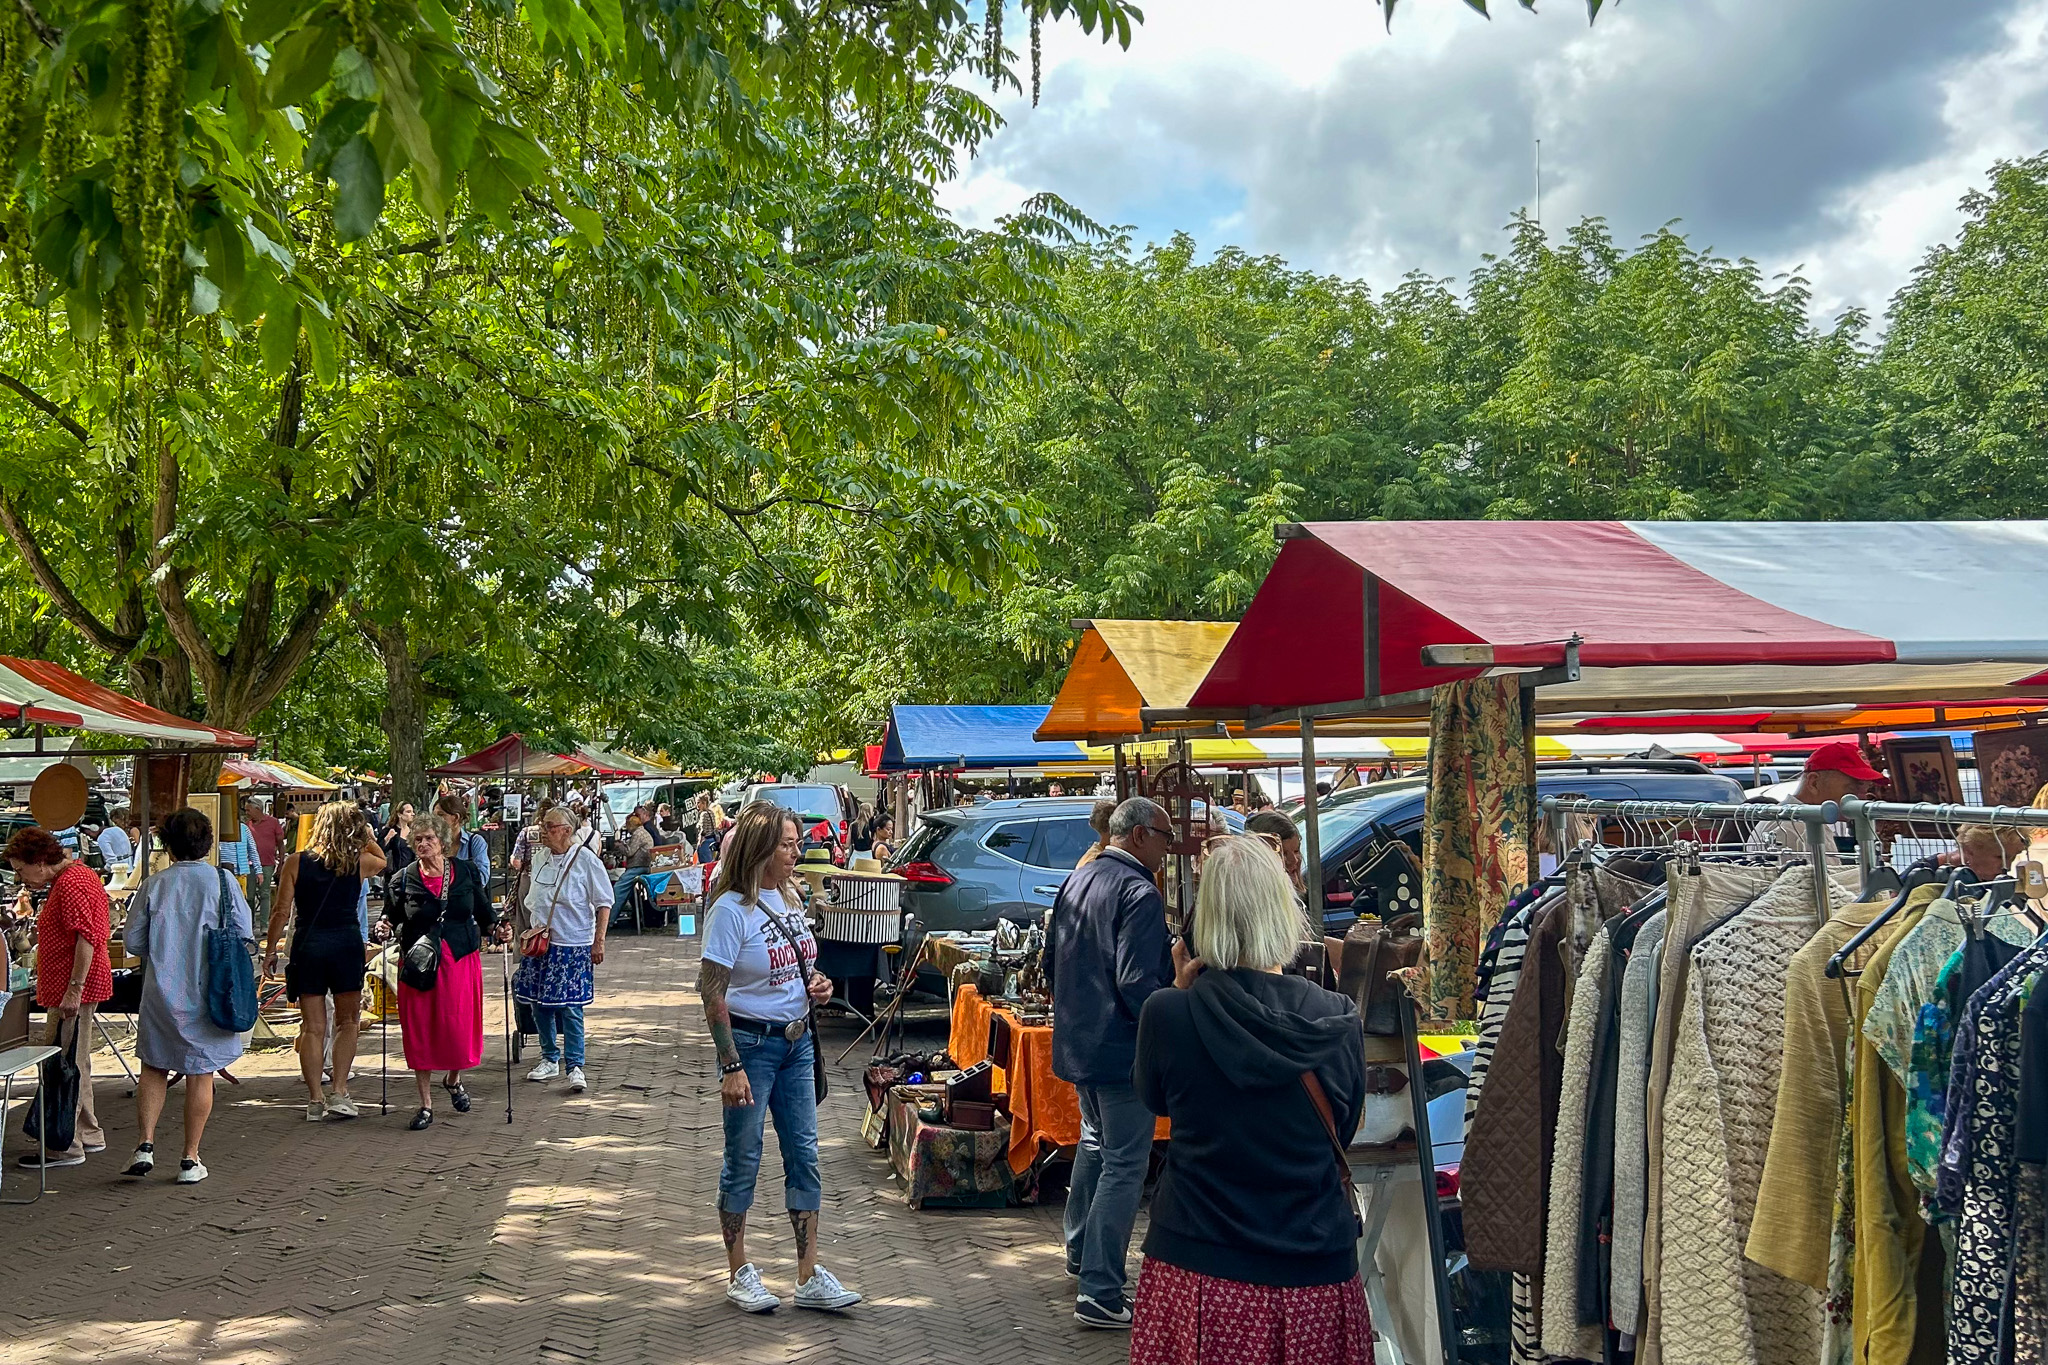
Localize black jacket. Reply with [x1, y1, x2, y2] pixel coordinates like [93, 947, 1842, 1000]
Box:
[1043, 848, 1172, 1087]
[1136, 968, 1366, 1287]
[382, 859, 496, 965]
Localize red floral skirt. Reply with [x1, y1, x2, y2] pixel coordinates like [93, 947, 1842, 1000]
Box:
[1130, 1257, 1374, 1365]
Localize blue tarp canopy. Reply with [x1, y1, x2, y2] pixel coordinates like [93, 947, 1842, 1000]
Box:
[878, 705, 1089, 771]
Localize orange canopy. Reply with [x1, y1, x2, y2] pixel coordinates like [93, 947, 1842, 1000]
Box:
[1036, 620, 1237, 742]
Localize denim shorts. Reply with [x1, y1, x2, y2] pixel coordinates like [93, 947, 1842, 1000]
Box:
[717, 1028, 822, 1214]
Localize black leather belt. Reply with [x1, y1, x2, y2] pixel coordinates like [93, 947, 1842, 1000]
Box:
[731, 1015, 808, 1041]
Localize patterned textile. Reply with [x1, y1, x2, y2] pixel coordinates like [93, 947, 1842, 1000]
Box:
[1611, 909, 1666, 1338]
[512, 942, 595, 1007]
[1659, 870, 1832, 1365]
[886, 1084, 1015, 1209]
[1464, 897, 1539, 1135]
[1510, 1276, 1541, 1365]
[1402, 676, 1532, 1026]
[1129, 1258, 1372, 1365]
[1940, 945, 2045, 1217]
[2015, 1162, 2048, 1365]
[1946, 963, 2037, 1365]
[1541, 920, 1611, 1360]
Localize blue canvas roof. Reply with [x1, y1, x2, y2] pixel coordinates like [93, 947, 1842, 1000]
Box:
[878, 705, 1089, 771]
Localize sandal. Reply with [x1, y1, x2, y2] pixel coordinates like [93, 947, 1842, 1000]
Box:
[444, 1082, 472, 1114]
[408, 1107, 434, 1131]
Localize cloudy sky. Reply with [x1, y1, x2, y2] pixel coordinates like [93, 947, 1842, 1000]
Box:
[942, 0, 2048, 324]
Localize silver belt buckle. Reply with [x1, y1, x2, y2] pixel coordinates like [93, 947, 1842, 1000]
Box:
[783, 1019, 806, 1042]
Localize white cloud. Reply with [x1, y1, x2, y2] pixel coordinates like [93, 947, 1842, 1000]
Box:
[943, 0, 2048, 322]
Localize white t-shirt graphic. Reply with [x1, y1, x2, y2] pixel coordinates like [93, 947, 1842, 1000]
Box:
[702, 888, 816, 1022]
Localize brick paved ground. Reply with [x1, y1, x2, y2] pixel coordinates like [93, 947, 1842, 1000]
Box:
[1, 930, 1140, 1365]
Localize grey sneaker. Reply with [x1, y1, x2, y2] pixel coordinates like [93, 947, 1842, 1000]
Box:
[326, 1093, 360, 1120]
[526, 1059, 560, 1082]
[794, 1265, 862, 1311]
[725, 1262, 781, 1314]
[566, 1067, 588, 1094]
[1074, 1295, 1132, 1329]
[307, 1101, 327, 1122]
[176, 1158, 209, 1184]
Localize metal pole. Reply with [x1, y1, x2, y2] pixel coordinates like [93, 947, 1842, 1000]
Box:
[1853, 803, 1880, 887]
[1300, 718, 1322, 924]
[1402, 994, 1461, 1365]
[1806, 815, 1835, 929]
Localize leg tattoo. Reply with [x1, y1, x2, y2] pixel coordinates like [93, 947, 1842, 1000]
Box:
[789, 1210, 816, 1260]
[719, 1208, 746, 1251]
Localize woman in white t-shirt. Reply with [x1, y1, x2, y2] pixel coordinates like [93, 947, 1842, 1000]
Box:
[512, 809, 611, 1094]
[699, 801, 861, 1317]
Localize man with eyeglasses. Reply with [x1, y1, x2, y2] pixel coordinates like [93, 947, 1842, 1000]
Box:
[1043, 796, 1176, 1329]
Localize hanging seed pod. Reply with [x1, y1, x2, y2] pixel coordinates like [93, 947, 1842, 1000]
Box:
[340, 0, 369, 53]
[1030, 0, 1042, 106]
[139, 0, 185, 292]
[984, 0, 1001, 90]
[39, 76, 82, 190]
[0, 0, 26, 265]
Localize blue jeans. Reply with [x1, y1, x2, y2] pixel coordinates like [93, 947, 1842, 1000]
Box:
[718, 1029, 822, 1214]
[535, 1004, 586, 1067]
[1065, 1082, 1154, 1305]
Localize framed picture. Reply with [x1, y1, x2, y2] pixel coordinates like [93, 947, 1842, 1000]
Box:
[1975, 727, 2048, 808]
[1881, 736, 1963, 805]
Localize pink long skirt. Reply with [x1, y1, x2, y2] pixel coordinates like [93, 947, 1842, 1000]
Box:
[1130, 1258, 1375, 1365]
[396, 943, 485, 1072]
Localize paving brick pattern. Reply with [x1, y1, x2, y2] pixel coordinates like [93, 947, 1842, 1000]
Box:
[2, 932, 1139, 1365]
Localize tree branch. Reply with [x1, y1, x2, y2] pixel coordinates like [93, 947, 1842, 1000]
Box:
[0, 367, 90, 443]
[149, 433, 228, 702]
[12, 0, 59, 50]
[0, 491, 139, 655]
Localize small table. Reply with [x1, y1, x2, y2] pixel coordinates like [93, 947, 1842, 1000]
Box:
[0, 1044, 59, 1205]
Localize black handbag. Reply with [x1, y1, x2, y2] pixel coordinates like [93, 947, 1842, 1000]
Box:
[398, 866, 444, 991]
[22, 1017, 80, 1153]
[758, 896, 827, 1104]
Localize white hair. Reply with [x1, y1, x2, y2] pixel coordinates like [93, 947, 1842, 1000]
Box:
[1191, 836, 1302, 972]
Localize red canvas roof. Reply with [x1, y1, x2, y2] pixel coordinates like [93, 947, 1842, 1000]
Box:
[1190, 522, 1904, 711]
[0, 657, 255, 747]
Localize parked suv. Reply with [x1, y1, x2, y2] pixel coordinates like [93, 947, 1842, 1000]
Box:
[1300, 760, 1748, 931]
[892, 796, 1243, 933]
[743, 782, 856, 861]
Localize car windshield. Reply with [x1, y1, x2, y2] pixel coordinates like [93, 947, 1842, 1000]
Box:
[753, 787, 840, 823]
[1292, 779, 1426, 851]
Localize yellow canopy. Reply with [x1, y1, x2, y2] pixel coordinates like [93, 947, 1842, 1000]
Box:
[1038, 620, 1238, 742]
[1080, 737, 1269, 766]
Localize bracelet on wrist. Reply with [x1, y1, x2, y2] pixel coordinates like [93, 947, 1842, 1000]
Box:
[719, 1060, 745, 1076]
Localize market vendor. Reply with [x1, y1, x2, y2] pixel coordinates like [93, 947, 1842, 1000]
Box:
[1746, 741, 1881, 856]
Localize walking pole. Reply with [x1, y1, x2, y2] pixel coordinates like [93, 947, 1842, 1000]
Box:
[502, 943, 515, 1124]
[380, 953, 390, 1116]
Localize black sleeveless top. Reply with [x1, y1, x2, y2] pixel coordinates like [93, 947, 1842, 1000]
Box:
[293, 853, 364, 941]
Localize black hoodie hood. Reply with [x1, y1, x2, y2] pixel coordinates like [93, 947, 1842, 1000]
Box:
[1186, 968, 1362, 1089]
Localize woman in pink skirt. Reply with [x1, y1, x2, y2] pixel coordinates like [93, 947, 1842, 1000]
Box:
[382, 816, 500, 1130]
[1130, 836, 1373, 1365]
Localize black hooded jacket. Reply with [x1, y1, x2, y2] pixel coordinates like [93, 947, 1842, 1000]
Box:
[1134, 967, 1366, 1287]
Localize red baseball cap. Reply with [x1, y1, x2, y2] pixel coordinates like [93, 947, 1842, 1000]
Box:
[1805, 741, 1883, 783]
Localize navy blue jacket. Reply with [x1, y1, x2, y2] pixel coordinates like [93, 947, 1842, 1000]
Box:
[1043, 848, 1173, 1087]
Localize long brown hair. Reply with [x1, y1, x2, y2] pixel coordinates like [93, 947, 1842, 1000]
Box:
[307, 801, 364, 875]
[707, 801, 799, 907]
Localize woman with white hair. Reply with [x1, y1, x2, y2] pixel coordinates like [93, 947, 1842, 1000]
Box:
[1130, 835, 1371, 1364]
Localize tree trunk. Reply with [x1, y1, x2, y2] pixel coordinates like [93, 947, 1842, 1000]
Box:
[361, 617, 433, 812]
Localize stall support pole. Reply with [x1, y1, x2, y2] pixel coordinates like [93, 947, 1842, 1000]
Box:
[1853, 804, 1880, 887]
[1520, 682, 1539, 885]
[1806, 815, 1837, 929]
[1400, 994, 1461, 1365]
[1300, 718, 1322, 923]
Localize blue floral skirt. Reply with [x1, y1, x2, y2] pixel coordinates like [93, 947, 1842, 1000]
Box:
[513, 944, 595, 1007]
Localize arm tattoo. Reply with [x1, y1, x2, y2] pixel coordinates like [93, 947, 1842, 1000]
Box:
[699, 961, 740, 1067]
[789, 1210, 816, 1260]
[719, 1207, 746, 1250]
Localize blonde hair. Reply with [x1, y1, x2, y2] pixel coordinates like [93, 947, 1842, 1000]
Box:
[1958, 824, 2029, 861]
[707, 801, 799, 907]
[1190, 836, 1302, 972]
[307, 801, 364, 875]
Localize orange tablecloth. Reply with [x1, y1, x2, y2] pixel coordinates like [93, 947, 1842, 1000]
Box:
[948, 985, 1165, 1174]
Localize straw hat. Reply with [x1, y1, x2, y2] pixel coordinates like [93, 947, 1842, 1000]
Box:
[796, 848, 836, 896]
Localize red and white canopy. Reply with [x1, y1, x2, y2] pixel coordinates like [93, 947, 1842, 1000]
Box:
[1191, 521, 2048, 715]
[0, 657, 256, 747]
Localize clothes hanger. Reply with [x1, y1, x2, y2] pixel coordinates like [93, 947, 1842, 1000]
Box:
[1826, 861, 1945, 979]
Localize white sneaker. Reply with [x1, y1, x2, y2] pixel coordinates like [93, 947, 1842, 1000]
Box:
[122, 1146, 155, 1178]
[794, 1265, 862, 1311]
[726, 1262, 781, 1314]
[566, 1067, 588, 1093]
[176, 1158, 209, 1184]
[526, 1060, 560, 1082]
